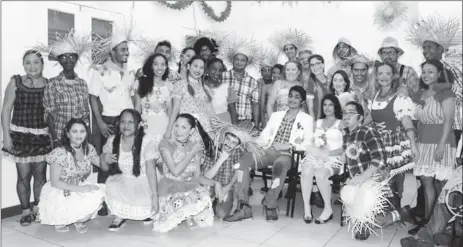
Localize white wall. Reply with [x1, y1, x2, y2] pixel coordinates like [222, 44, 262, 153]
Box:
[2, 1, 462, 209]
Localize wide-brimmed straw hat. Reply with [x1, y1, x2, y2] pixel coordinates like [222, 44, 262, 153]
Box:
[377, 37, 404, 56]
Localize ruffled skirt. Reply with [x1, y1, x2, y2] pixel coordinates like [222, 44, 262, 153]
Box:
[2, 128, 52, 163]
[300, 154, 343, 176]
[106, 174, 153, 220]
[152, 178, 214, 233]
[38, 182, 105, 226]
[378, 128, 414, 176]
[414, 143, 456, 181]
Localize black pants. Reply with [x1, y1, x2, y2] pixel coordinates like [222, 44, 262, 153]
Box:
[389, 173, 406, 209]
[97, 115, 117, 184]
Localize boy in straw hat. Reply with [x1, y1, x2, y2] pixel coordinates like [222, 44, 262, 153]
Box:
[341, 101, 404, 240]
[219, 38, 261, 133]
[377, 37, 420, 95]
[327, 37, 358, 81]
[88, 24, 137, 216]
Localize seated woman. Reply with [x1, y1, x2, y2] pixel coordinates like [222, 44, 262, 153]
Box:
[329, 70, 356, 108]
[152, 113, 216, 232]
[101, 109, 158, 231]
[300, 95, 344, 224]
[38, 118, 105, 233]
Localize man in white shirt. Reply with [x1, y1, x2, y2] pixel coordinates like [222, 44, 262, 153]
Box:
[89, 31, 136, 216]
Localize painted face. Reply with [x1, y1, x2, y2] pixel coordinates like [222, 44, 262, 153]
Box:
[342, 104, 362, 129]
[309, 57, 324, 75]
[422, 41, 441, 61]
[260, 66, 272, 81]
[352, 63, 368, 83]
[323, 99, 335, 117]
[337, 42, 351, 58]
[232, 54, 248, 70]
[272, 67, 283, 82]
[181, 49, 196, 65]
[200, 45, 212, 60]
[284, 44, 297, 60]
[23, 53, 43, 78]
[376, 64, 394, 88]
[155, 45, 171, 60]
[222, 133, 240, 153]
[298, 52, 311, 70]
[67, 123, 87, 146]
[188, 58, 205, 79]
[380, 47, 398, 64]
[173, 117, 194, 141]
[58, 53, 78, 71]
[152, 56, 168, 78]
[208, 61, 224, 82]
[113, 42, 129, 64]
[421, 63, 440, 86]
[285, 62, 300, 81]
[288, 89, 303, 109]
[332, 73, 347, 94]
[119, 112, 137, 137]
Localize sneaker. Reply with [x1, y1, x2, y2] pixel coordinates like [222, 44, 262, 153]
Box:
[54, 225, 70, 233]
[223, 203, 253, 222]
[108, 218, 126, 232]
[74, 222, 88, 233]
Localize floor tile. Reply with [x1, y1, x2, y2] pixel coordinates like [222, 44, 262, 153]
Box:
[191, 233, 260, 247]
[2, 226, 19, 238]
[2, 232, 62, 247]
[263, 227, 336, 247]
[217, 218, 284, 243]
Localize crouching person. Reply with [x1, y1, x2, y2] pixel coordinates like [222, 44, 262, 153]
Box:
[341, 101, 402, 240]
[224, 86, 314, 222]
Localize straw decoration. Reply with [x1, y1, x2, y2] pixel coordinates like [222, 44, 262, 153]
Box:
[217, 37, 262, 69]
[270, 28, 312, 52]
[373, 1, 408, 31]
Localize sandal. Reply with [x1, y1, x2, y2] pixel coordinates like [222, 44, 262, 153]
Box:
[20, 214, 33, 227]
[55, 225, 70, 233]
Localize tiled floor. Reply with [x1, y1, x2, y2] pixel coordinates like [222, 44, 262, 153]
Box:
[1, 173, 418, 247]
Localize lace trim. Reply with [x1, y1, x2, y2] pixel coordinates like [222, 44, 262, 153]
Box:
[10, 124, 48, 135]
[2, 151, 47, 163]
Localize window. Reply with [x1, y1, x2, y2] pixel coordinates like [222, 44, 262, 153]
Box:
[92, 18, 113, 64]
[48, 9, 75, 46]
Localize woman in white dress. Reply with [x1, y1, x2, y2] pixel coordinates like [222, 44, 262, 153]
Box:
[101, 109, 158, 231]
[39, 118, 105, 233]
[300, 95, 344, 224]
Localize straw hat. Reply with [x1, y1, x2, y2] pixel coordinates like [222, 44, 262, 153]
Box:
[217, 37, 262, 69]
[133, 38, 178, 64]
[346, 54, 374, 68]
[377, 37, 404, 56]
[91, 23, 137, 65]
[406, 14, 462, 50]
[270, 28, 312, 52]
[258, 46, 279, 68]
[332, 37, 358, 60]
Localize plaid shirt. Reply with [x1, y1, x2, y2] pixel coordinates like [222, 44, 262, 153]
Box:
[222, 71, 259, 120]
[272, 117, 295, 145]
[343, 125, 387, 177]
[43, 72, 90, 139]
[203, 147, 244, 186]
[396, 63, 420, 94]
[442, 60, 462, 130]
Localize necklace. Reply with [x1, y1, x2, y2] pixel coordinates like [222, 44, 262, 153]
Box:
[177, 139, 188, 147]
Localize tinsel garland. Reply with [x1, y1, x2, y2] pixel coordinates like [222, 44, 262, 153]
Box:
[158, 1, 194, 10]
[201, 1, 232, 22]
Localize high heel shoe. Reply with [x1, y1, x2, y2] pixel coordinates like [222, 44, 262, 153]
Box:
[303, 212, 313, 224]
[315, 214, 333, 224]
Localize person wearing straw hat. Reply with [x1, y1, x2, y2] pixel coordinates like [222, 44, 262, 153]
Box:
[88, 24, 137, 216]
[270, 28, 312, 63]
[43, 32, 92, 148]
[377, 37, 420, 95]
[327, 38, 358, 82]
[341, 101, 402, 240]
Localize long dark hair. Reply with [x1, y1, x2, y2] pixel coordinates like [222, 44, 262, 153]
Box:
[108, 109, 145, 177]
[138, 53, 169, 98]
[319, 94, 342, 120]
[419, 59, 447, 90]
[61, 118, 91, 158]
[186, 56, 212, 101]
[177, 47, 195, 73]
[177, 113, 214, 158]
[329, 70, 351, 95]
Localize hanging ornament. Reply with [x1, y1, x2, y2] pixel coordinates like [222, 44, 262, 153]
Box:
[158, 1, 194, 10]
[201, 1, 232, 23]
[373, 1, 408, 31]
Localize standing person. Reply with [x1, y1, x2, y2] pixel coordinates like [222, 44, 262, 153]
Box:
[299, 50, 313, 94]
[89, 29, 136, 216]
[101, 109, 158, 231]
[204, 57, 238, 124]
[193, 37, 219, 62]
[177, 47, 196, 79]
[305, 54, 330, 120]
[410, 59, 456, 234]
[1, 50, 52, 226]
[43, 33, 92, 148]
[220, 42, 261, 132]
[327, 38, 358, 81]
[154, 40, 183, 84]
[38, 118, 105, 233]
[270, 28, 311, 63]
[377, 37, 420, 95]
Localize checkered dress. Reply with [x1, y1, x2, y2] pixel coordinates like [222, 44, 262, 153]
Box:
[43, 72, 90, 139]
[2, 75, 52, 163]
[222, 71, 259, 121]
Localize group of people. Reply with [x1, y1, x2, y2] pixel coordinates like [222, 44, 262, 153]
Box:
[1, 24, 462, 246]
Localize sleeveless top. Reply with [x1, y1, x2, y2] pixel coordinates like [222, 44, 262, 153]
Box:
[11, 75, 48, 130]
[209, 83, 229, 114]
[314, 119, 343, 151]
[371, 93, 400, 131]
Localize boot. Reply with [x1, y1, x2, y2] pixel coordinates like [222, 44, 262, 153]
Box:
[223, 201, 253, 222]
